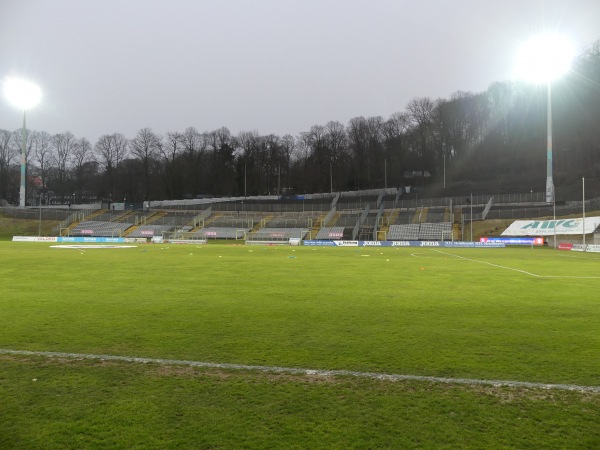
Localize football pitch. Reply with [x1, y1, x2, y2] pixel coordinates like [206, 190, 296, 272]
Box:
[1, 241, 600, 448]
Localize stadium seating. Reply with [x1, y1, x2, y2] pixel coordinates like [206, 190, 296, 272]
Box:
[387, 222, 453, 241]
[247, 227, 309, 242]
[69, 220, 132, 237]
[127, 225, 175, 238]
[194, 227, 250, 239]
[315, 227, 345, 240]
[387, 224, 420, 240]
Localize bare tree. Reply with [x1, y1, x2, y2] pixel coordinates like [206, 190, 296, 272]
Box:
[160, 131, 184, 199]
[236, 130, 261, 195]
[31, 131, 53, 191]
[51, 131, 77, 203]
[129, 127, 162, 200]
[280, 134, 296, 192]
[72, 137, 95, 200]
[325, 121, 348, 192]
[304, 125, 329, 192]
[261, 134, 284, 195]
[406, 97, 438, 172]
[0, 129, 18, 202]
[381, 112, 411, 187]
[181, 127, 207, 197]
[94, 133, 128, 200]
[206, 127, 235, 195]
[346, 117, 369, 189]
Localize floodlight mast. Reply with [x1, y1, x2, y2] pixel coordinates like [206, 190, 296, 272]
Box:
[2, 77, 42, 207]
[20, 112, 27, 208]
[546, 81, 554, 205]
[514, 33, 575, 204]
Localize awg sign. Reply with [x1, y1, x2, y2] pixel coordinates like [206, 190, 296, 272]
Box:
[501, 217, 600, 236]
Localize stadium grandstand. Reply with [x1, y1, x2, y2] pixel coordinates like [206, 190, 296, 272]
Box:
[20, 187, 593, 245]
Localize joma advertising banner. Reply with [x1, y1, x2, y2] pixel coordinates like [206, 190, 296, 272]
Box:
[501, 217, 600, 236]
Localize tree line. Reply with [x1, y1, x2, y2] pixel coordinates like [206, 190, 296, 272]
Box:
[1, 41, 599, 205]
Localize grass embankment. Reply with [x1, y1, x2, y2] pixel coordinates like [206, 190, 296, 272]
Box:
[1, 243, 600, 448]
[0, 211, 59, 240]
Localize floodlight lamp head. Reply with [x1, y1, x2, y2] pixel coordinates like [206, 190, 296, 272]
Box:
[514, 33, 576, 83]
[3, 77, 42, 110]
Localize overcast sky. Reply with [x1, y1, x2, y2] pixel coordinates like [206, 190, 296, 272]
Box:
[1, 0, 599, 144]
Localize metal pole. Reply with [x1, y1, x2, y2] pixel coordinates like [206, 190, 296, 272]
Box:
[330, 161, 333, 194]
[470, 192, 473, 242]
[20, 110, 27, 207]
[545, 81, 554, 204]
[552, 183, 556, 249]
[384, 158, 387, 190]
[244, 164, 247, 198]
[582, 177, 586, 250]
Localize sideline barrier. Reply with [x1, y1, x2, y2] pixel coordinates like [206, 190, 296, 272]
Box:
[13, 236, 125, 243]
[572, 244, 600, 253]
[480, 237, 544, 246]
[303, 240, 505, 248]
[13, 236, 506, 248]
[558, 243, 600, 253]
[12, 236, 58, 242]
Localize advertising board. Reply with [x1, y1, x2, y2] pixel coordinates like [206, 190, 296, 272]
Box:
[501, 217, 600, 236]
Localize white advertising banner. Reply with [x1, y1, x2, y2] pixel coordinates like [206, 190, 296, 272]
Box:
[12, 236, 58, 242]
[501, 217, 600, 236]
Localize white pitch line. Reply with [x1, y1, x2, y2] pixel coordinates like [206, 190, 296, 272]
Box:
[433, 250, 600, 279]
[1, 348, 599, 393]
[432, 250, 542, 277]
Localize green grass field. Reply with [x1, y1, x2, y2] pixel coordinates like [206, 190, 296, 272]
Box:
[1, 241, 600, 448]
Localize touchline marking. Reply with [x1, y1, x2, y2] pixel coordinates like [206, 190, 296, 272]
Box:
[1, 348, 599, 393]
[433, 250, 540, 276]
[433, 250, 600, 279]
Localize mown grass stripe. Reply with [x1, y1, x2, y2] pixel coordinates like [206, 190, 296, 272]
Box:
[2, 348, 599, 393]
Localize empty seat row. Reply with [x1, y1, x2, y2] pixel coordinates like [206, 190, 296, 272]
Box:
[248, 228, 309, 240]
[127, 225, 175, 238]
[315, 227, 345, 240]
[70, 220, 132, 237]
[388, 223, 452, 240]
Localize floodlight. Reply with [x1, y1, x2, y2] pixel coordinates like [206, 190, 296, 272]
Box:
[3, 76, 43, 207]
[3, 77, 42, 110]
[513, 33, 575, 205]
[514, 33, 575, 83]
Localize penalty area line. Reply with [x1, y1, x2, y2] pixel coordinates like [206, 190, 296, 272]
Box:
[1, 348, 599, 393]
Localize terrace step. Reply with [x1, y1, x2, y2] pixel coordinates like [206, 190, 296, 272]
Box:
[193, 213, 222, 231]
[125, 224, 140, 236]
[444, 207, 452, 222]
[308, 213, 326, 240]
[326, 212, 341, 227]
[143, 211, 166, 225]
[411, 207, 428, 224]
[377, 210, 394, 239]
[85, 209, 109, 220]
[250, 214, 274, 232]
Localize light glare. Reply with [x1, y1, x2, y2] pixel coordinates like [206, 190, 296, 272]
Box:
[3, 77, 42, 110]
[514, 33, 575, 83]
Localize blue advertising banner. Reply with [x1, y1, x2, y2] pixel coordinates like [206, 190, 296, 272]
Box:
[58, 237, 126, 243]
[480, 237, 544, 246]
[303, 240, 505, 248]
